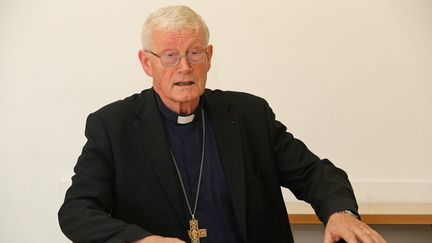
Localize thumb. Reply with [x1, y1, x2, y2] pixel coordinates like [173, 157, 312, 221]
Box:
[168, 238, 185, 243]
[323, 230, 335, 243]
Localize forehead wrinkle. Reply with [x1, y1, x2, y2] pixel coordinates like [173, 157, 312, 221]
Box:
[153, 29, 206, 52]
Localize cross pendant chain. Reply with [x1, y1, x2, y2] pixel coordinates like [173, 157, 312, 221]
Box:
[188, 216, 207, 243]
[170, 110, 208, 243]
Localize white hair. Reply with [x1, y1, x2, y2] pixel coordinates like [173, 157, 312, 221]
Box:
[141, 5, 210, 50]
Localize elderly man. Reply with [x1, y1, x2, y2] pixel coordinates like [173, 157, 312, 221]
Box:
[58, 5, 386, 243]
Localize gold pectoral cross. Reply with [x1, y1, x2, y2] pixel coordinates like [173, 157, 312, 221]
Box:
[188, 216, 207, 243]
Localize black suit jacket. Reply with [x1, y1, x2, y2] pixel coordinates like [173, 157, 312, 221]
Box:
[59, 88, 358, 243]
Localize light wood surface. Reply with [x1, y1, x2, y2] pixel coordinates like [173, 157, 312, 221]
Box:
[286, 202, 432, 225]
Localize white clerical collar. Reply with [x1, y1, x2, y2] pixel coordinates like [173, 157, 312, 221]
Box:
[154, 91, 202, 125]
[177, 114, 195, 124]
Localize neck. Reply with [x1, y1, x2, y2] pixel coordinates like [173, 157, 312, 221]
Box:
[158, 96, 199, 115]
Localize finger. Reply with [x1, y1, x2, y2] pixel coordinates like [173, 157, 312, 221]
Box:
[326, 225, 359, 243]
[362, 224, 387, 243]
[168, 238, 185, 243]
[350, 223, 375, 243]
[344, 236, 359, 243]
[337, 231, 358, 243]
[323, 229, 335, 243]
[373, 231, 387, 243]
[332, 233, 341, 242]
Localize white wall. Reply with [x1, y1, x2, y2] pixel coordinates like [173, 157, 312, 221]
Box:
[1, 0, 431, 242]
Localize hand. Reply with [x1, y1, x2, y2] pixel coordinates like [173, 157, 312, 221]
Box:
[132, 235, 186, 243]
[323, 211, 387, 243]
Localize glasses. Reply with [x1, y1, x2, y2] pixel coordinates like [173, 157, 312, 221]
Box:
[145, 47, 208, 67]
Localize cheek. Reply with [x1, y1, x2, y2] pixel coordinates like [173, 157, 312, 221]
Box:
[199, 75, 207, 87]
[198, 70, 208, 86]
[155, 70, 173, 87]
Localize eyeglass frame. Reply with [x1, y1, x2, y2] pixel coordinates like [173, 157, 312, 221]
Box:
[144, 47, 209, 67]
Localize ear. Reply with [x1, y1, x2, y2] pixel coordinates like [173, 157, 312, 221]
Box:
[138, 50, 153, 77]
[206, 45, 213, 72]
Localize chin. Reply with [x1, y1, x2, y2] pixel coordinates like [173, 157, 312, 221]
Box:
[175, 95, 200, 103]
[176, 90, 203, 101]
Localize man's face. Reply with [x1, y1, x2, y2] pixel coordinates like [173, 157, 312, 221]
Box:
[139, 28, 213, 111]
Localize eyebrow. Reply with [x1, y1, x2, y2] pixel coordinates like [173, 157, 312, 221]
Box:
[160, 46, 205, 53]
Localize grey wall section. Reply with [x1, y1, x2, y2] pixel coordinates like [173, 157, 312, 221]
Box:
[1, 0, 431, 242]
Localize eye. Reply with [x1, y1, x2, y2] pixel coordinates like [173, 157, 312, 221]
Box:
[163, 51, 179, 58]
[188, 49, 202, 56]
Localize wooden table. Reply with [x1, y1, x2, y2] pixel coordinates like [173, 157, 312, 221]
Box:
[286, 202, 432, 225]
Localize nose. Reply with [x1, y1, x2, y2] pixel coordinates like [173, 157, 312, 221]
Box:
[177, 54, 192, 72]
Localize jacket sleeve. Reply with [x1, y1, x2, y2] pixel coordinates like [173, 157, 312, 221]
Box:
[58, 113, 151, 243]
[264, 101, 359, 224]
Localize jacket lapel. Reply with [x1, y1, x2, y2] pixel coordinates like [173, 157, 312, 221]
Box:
[133, 89, 186, 226]
[205, 90, 247, 241]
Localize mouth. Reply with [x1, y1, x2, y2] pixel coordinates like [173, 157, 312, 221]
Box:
[174, 81, 195, 86]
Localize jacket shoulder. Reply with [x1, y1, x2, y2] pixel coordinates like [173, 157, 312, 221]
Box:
[207, 89, 269, 108]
